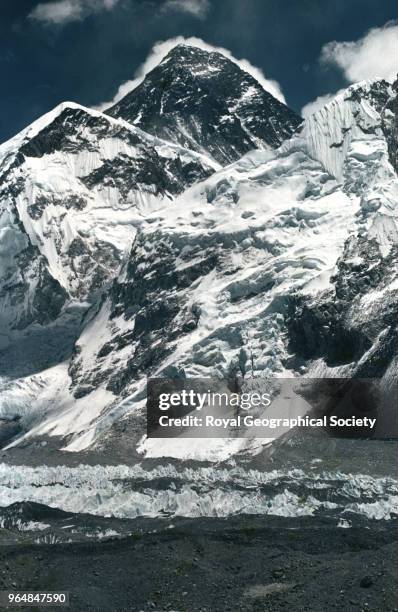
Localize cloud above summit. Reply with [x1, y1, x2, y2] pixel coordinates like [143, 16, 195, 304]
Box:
[95, 36, 286, 111]
[302, 21, 398, 118]
[321, 21, 398, 83]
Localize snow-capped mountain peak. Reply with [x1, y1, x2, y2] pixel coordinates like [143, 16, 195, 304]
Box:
[106, 43, 302, 165]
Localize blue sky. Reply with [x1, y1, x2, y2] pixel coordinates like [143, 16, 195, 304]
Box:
[1, 0, 398, 142]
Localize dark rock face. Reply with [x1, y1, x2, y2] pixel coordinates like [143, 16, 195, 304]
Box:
[106, 44, 302, 165]
[286, 292, 369, 367]
[345, 79, 391, 114]
[0, 246, 67, 331]
[69, 230, 222, 396]
[287, 235, 398, 376]
[0, 416, 21, 447]
[20, 106, 214, 199]
[30, 261, 68, 326]
[10, 243, 68, 330]
[80, 149, 210, 198]
[27, 193, 87, 220]
[20, 108, 101, 158]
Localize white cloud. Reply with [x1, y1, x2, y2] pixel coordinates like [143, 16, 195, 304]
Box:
[321, 21, 398, 83]
[95, 35, 286, 111]
[301, 89, 346, 118]
[29, 0, 119, 25]
[162, 0, 209, 19]
[29, 0, 207, 25]
[301, 22, 398, 118]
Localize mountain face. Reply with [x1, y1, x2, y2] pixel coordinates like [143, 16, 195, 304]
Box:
[60, 78, 398, 456]
[0, 101, 217, 334]
[1, 47, 398, 461]
[287, 79, 398, 381]
[106, 44, 302, 165]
